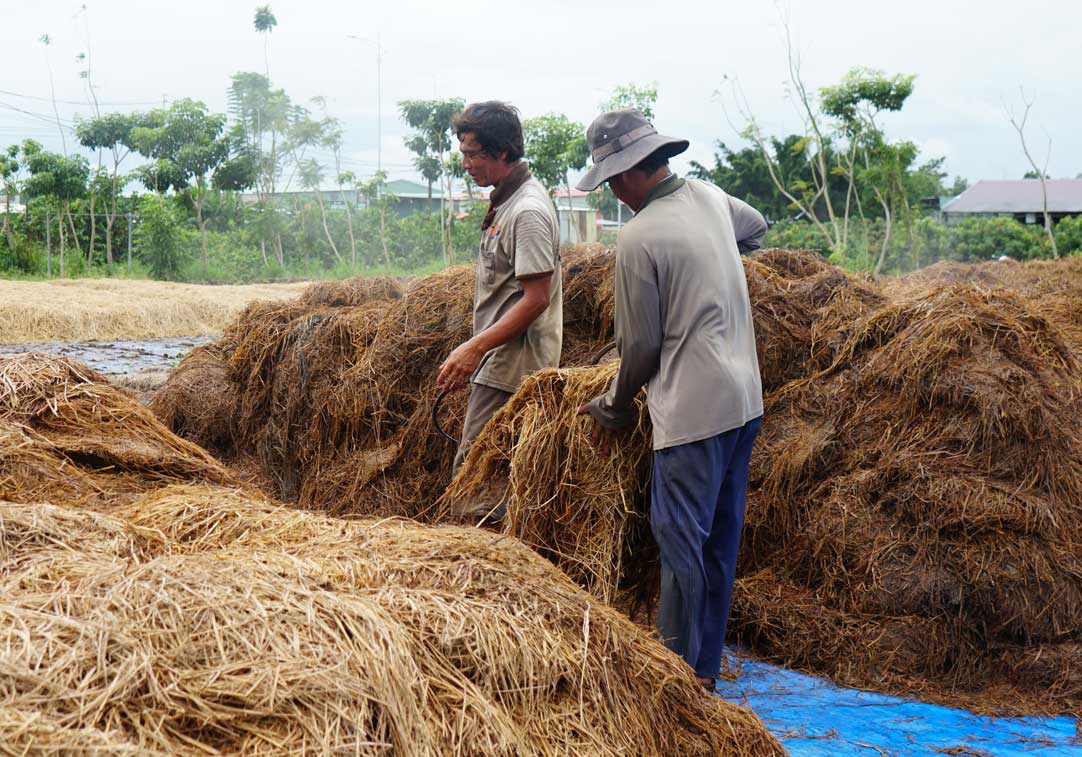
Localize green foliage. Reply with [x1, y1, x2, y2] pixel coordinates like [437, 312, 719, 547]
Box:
[22, 145, 89, 204]
[602, 82, 658, 119]
[1054, 216, 1082, 255]
[820, 68, 915, 127]
[690, 135, 830, 222]
[398, 98, 465, 194]
[950, 216, 1047, 262]
[524, 114, 588, 193]
[763, 220, 833, 255]
[135, 197, 191, 279]
[130, 100, 239, 195]
[75, 112, 143, 156]
[253, 5, 277, 33]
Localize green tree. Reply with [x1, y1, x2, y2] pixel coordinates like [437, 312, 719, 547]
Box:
[359, 171, 395, 271]
[1054, 216, 1082, 255]
[820, 67, 917, 272]
[131, 99, 255, 277]
[135, 195, 188, 279]
[524, 114, 588, 240]
[75, 112, 144, 266]
[690, 135, 823, 223]
[253, 5, 278, 79]
[22, 140, 89, 276]
[228, 72, 292, 265]
[1, 145, 21, 253]
[398, 98, 464, 264]
[950, 216, 1045, 262]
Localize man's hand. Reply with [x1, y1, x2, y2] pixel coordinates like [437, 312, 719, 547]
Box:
[577, 403, 624, 457]
[437, 338, 487, 390]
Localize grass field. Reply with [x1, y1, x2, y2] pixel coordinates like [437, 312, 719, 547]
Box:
[0, 278, 313, 344]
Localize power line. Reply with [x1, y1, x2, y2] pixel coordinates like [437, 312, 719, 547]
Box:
[0, 101, 76, 131]
[0, 88, 161, 108]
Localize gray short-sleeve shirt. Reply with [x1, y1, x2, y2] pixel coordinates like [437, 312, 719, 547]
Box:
[472, 176, 562, 392]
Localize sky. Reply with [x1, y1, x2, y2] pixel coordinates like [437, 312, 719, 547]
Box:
[2, 0, 1080, 193]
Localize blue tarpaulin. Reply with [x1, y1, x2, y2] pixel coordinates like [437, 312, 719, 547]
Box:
[713, 659, 1080, 756]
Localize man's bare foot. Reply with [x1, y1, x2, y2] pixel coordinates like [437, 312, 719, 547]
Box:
[697, 676, 715, 691]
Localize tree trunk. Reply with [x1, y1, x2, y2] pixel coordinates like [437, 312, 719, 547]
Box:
[873, 190, 892, 275]
[66, 206, 82, 260]
[105, 170, 121, 266]
[1038, 176, 1059, 259]
[564, 173, 576, 244]
[345, 201, 357, 266]
[87, 190, 97, 265]
[274, 234, 285, 267]
[105, 216, 114, 269]
[59, 207, 66, 278]
[196, 194, 209, 278]
[380, 204, 391, 272]
[315, 192, 342, 263]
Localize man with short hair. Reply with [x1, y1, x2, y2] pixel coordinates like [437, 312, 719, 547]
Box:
[577, 109, 767, 690]
[436, 101, 562, 499]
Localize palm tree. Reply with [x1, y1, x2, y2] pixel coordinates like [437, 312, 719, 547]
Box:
[253, 6, 277, 79]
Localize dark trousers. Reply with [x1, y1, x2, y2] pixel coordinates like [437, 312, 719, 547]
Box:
[650, 416, 762, 678]
[453, 383, 513, 472]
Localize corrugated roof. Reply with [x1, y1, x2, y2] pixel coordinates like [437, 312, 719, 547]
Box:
[944, 179, 1082, 214]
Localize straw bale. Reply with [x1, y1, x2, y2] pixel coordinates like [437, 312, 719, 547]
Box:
[295, 275, 403, 308]
[439, 365, 655, 605]
[0, 494, 783, 756]
[0, 354, 236, 510]
[149, 341, 237, 453]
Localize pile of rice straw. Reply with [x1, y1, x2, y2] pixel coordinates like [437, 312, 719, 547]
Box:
[0, 352, 784, 755]
[152, 249, 1082, 715]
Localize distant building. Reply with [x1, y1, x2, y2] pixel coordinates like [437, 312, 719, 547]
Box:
[551, 188, 600, 244]
[377, 179, 446, 216]
[941, 179, 1082, 227]
[238, 188, 359, 211]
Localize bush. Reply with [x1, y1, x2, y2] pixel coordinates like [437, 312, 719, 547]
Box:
[949, 216, 1047, 262]
[1055, 216, 1082, 256]
[135, 197, 193, 280]
[764, 220, 833, 255]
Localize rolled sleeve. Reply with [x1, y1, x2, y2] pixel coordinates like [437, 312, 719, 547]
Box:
[512, 208, 557, 278]
[587, 246, 662, 429]
[728, 195, 768, 253]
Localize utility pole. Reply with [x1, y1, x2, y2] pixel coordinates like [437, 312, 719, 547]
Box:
[45, 211, 51, 277]
[346, 33, 385, 185]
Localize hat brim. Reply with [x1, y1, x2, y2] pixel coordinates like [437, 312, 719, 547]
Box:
[575, 134, 689, 192]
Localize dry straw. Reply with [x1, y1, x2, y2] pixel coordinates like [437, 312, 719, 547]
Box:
[0, 278, 311, 344]
[0, 349, 782, 755]
[150, 251, 1082, 715]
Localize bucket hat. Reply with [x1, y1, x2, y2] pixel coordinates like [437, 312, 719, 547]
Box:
[576, 109, 689, 191]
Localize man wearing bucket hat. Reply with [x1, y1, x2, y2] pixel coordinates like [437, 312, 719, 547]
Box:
[436, 101, 562, 501]
[577, 109, 767, 690]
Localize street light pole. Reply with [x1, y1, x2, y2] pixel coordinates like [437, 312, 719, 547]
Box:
[346, 33, 384, 183]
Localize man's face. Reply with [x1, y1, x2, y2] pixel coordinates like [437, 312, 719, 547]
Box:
[607, 171, 632, 208]
[459, 133, 503, 187]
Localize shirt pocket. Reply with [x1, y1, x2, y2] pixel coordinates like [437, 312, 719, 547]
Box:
[480, 248, 497, 285]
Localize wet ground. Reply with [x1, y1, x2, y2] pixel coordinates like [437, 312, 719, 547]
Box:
[0, 335, 214, 377]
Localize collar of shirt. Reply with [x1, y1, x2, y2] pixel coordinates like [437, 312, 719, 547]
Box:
[638, 173, 685, 212]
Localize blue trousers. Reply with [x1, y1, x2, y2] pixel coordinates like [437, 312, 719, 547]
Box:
[650, 417, 762, 678]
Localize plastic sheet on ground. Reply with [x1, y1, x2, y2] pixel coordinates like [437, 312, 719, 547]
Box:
[714, 659, 1080, 756]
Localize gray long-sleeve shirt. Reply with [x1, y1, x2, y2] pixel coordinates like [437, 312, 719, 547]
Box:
[586, 176, 765, 450]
